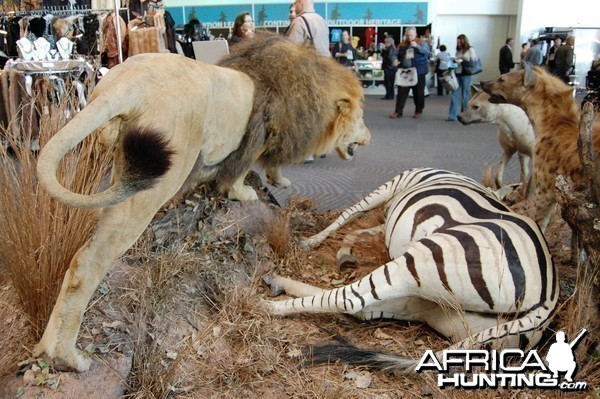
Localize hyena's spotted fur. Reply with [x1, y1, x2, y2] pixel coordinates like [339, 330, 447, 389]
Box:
[482, 63, 600, 231]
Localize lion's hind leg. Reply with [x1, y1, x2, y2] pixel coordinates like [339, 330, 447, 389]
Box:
[34, 186, 179, 371]
[35, 131, 202, 371]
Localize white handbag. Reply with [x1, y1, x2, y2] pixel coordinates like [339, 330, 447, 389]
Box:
[394, 67, 418, 87]
[441, 69, 459, 91]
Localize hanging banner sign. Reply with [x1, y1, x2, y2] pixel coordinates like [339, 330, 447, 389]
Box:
[167, 1, 427, 27]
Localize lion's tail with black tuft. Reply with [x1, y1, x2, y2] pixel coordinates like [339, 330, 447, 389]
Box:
[120, 127, 174, 193]
[37, 99, 174, 209]
[306, 342, 419, 374]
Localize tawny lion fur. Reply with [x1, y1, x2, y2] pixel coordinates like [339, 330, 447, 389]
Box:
[482, 64, 600, 231]
[34, 34, 370, 372]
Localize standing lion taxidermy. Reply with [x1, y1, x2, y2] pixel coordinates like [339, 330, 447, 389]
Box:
[34, 33, 371, 372]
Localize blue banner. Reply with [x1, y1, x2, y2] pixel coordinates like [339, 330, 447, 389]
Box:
[167, 1, 427, 28]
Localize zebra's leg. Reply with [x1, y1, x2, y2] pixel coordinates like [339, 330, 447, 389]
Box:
[263, 274, 326, 297]
[261, 256, 421, 317]
[351, 296, 438, 322]
[350, 298, 505, 343]
[300, 178, 400, 249]
[336, 224, 385, 270]
[428, 307, 550, 352]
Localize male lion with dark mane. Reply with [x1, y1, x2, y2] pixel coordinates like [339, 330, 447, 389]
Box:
[34, 33, 370, 372]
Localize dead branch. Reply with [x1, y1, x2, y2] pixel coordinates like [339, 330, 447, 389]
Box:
[555, 101, 600, 265]
[578, 102, 600, 203]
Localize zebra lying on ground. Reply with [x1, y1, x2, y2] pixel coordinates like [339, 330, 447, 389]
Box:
[261, 168, 558, 372]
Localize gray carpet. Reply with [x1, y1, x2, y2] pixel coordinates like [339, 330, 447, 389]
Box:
[261, 93, 521, 211]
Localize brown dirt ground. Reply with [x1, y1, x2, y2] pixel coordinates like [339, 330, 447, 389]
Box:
[0, 175, 598, 399]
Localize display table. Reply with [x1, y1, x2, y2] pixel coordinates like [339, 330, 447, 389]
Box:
[354, 60, 384, 83]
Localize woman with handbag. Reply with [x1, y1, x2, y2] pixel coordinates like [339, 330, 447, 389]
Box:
[389, 27, 430, 119]
[447, 33, 479, 121]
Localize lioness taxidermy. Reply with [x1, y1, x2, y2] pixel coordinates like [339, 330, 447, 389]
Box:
[34, 34, 371, 372]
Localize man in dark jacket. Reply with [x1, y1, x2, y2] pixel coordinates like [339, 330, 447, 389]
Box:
[499, 37, 514, 74]
[554, 36, 575, 84]
[389, 27, 430, 119]
[381, 36, 397, 100]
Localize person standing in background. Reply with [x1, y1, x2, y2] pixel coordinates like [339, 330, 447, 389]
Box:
[381, 36, 398, 100]
[554, 36, 575, 84]
[284, 3, 297, 35]
[286, 0, 330, 58]
[499, 37, 514, 74]
[333, 30, 356, 67]
[546, 36, 562, 74]
[286, 0, 330, 163]
[229, 11, 254, 45]
[435, 44, 451, 95]
[520, 41, 530, 64]
[389, 27, 430, 119]
[447, 33, 478, 121]
[524, 39, 543, 66]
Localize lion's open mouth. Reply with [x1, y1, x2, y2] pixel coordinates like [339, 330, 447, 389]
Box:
[347, 143, 358, 157]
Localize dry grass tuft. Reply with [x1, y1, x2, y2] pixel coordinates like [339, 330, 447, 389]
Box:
[265, 210, 291, 258]
[178, 278, 357, 398]
[122, 246, 199, 399]
[0, 279, 35, 377]
[0, 77, 111, 337]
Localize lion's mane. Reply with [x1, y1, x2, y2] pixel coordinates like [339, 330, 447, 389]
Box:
[214, 33, 363, 188]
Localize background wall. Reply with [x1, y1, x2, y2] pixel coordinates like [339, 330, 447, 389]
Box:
[429, 0, 518, 84]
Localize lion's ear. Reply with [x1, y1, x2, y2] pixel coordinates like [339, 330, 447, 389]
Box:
[337, 99, 351, 115]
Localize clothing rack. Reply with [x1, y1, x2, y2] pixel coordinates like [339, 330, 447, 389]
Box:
[0, 7, 128, 17]
[0, 6, 128, 64]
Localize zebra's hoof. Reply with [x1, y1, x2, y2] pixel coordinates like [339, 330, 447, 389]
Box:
[337, 254, 358, 271]
[262, 274, 286, 297]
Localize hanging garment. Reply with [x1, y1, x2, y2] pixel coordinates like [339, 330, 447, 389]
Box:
[128, 27, 164, 56]
[101, 12, 127, 68]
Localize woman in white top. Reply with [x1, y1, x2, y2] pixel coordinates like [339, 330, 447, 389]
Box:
[447, 34, 478, 121]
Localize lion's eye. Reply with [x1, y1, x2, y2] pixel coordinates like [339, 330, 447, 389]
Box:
[472, 106, 479, 110]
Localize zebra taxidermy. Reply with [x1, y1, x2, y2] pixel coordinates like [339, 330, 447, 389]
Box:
[261, 168, 558, 373]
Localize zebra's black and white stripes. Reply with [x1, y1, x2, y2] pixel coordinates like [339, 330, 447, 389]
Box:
[262, 168, 558, 372]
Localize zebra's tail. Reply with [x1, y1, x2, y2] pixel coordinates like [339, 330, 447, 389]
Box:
[306, 343, 419, 373]
[306, 305, 556, 374]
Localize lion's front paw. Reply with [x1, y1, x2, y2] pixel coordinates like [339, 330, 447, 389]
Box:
[228, 185, 259, 201]
[267, 175, 291, 189]
[34, 342, 92, 372]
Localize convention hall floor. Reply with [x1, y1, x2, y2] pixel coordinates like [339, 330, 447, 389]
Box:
[263, 93, 522, 211]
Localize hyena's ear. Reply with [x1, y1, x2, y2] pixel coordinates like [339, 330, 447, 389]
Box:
[470, 85, 481, 97]
[523, 62, 536, 87]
